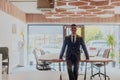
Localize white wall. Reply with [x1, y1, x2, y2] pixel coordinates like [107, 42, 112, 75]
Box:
[0, 54, 2, 79]
[0, 11, 26, 73]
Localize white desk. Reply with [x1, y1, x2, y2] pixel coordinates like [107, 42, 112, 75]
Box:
[38, 53, 61, 62]
[38, 53, 112, 62]
[38, 53, 113, 80]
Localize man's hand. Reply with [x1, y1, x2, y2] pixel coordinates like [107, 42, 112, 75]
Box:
[86, 58, 89, 60]
[59, 59, 64, 62]
[51, 59, 64, 62]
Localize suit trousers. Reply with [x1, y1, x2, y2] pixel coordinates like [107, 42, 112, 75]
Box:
[66, 59, 79, 80]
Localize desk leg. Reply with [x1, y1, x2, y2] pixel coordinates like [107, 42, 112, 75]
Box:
[91, 62, 93, 76]
[60, 73, 62, 80]
[90, 62, 93, 80]
[59, 62, 61, 71]
[84, 62, 87, 80]
[104, 62, 106, 80]
[59, 62, 62, 80]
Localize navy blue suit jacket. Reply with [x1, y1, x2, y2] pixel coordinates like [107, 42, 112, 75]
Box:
[59, 35, 89, 61]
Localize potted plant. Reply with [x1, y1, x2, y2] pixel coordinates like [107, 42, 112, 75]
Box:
[106, 34, 116, 67]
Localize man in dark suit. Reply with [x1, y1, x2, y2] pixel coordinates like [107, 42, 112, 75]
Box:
[59, 24, 89, 80]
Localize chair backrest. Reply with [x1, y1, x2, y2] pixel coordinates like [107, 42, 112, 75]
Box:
[94, 49, 110, 67]
[33, 49, 52, 70]
[0, 47, 9, 60]
[33, 49, 39, 63]
[97, 48, 110, 58]
[33, 49, 44, 63]
[103, 49, 110, 58]
[40, 49, 45, 55]
[96, 49, 101, 56]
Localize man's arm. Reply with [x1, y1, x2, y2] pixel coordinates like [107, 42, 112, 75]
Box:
[59, 37, 67, 59]
[80, 37, 89, 59]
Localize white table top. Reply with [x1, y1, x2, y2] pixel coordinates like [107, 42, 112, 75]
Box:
[38, 53, 113, 62]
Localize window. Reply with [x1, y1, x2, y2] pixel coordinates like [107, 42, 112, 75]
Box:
[27, 24, 63, 65]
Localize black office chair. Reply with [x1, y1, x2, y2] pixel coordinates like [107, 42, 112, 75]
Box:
[0, 47, 9, 74]
[90, 48, 110, 80]
[33, 49, 51, 70]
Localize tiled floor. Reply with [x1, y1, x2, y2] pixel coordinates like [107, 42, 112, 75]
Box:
[2, 64, 120, 80]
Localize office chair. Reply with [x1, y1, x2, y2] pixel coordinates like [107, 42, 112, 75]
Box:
[0, 47, 9, 74]
[90, 48, 110, 80]
[33, 49, 51, 70]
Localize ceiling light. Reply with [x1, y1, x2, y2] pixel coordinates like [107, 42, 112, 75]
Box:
[83, 14, 97, 18]
[97, 14, 114, 18]
[67, 7, 85, 12]
[45, 15, 62, 19]
[56, 5, 76, 9]
[91, 0, 107, 1]
[57, 0, 71, 1]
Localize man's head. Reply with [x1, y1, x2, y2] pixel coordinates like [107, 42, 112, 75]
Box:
[71, 24, 77, 35]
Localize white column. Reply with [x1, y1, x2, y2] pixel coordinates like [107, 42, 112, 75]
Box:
[0, 54, 2, 80]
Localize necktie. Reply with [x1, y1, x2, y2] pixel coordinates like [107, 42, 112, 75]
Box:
[73, 36, 75, 43]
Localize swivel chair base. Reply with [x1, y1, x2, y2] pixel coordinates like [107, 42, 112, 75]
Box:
[90, 72, 110, 80]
